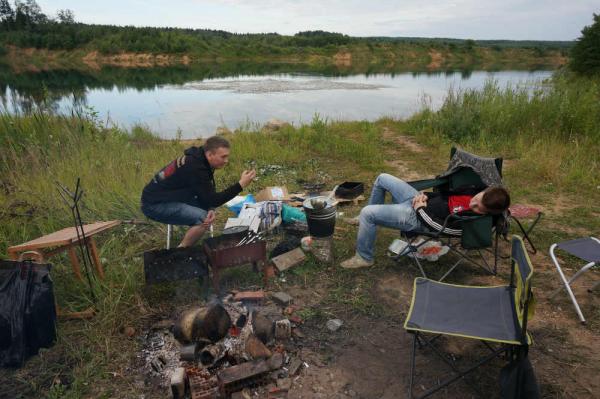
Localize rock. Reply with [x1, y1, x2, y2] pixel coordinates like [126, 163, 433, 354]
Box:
[268, 353, 284, 370]
[288, 358, 303, 375]
[326, 319, 343, 332]
[277, 378, 292, 391]
[292, 328, 305, 339]
[272, 292, 293, 306]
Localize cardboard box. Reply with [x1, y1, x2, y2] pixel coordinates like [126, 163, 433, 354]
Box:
[254, 186, 289, 202]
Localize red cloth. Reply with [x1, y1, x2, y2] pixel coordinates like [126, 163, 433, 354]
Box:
[509, 204, 541, 218]
[448, 195, 472, 214]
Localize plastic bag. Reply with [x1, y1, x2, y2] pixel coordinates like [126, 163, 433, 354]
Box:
[387, 238, 449, 261]
[414, 239, 449, 261]
[281, 204, 306, 224]
[0, 260, 56, 368]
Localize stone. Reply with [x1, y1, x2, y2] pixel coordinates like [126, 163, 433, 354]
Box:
[271, 248, 306, 272]
[288, 358, 303, 376]
[326, 319, 343, 332]
[170, 367, 186, 399]
[277, 377, 292, 391]
[272, 292, 293, 306]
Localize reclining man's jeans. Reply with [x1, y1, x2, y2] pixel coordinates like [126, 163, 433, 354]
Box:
[356, 174, 424, 261]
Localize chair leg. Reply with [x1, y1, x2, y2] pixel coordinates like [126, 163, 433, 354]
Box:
[409, 333, 418, 399]
[438, 258, 463, 282]
[410, 331, 509, 398]
[397, 236, 428, 278]
[494, 232, 499, 275]
[166, 224, 173, 249]
[511, 214, 542, 254]
[549, 244, 588, 324]
[440, 247, 494, 281]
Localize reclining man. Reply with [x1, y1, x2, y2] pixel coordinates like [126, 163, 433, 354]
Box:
[340, 173, 510, 269]
[141, 136, 256, 247]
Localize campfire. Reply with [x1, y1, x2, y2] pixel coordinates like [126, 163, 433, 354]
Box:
[140, 291, 307, 398]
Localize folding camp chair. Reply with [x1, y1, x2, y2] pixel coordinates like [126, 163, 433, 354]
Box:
[404, 236, 535, 398]
[507, 205, 543, 254]
[549, 237, 600, 324]
[395, 147, 507, 281]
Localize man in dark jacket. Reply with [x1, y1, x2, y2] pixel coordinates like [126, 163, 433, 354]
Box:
[341, 173, 509, 269]
[141, 136, 256, 247]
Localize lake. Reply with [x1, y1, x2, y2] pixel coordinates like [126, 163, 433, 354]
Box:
[1, 66, 553, 139]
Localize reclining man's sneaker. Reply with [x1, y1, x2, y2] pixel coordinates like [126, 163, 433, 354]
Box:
[344, 216, 360, 226]
[340, 254, 374, 269]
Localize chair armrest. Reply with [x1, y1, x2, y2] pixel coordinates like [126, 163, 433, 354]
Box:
[448, 212, 486, 222]
[408, 178, 447, 191]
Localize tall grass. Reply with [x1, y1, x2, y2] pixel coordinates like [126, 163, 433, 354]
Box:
[406, 71, 600, 193]
[0, 108, 386, 396]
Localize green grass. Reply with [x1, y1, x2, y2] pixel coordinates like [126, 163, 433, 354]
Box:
[0, 107, 388, 397]
[406, 71, 600, 194]
[1, 70, 599, 397]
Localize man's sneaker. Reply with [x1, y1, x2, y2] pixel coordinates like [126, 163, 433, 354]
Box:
[340, 254, 374, 269]
[344, 216, 360, 226]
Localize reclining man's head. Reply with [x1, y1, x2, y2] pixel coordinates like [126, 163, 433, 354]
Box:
[469, 186, 510, 215]
[204, 136, 231, 169]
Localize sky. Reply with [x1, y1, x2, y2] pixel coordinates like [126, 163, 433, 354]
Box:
[36, 0, 598, 41]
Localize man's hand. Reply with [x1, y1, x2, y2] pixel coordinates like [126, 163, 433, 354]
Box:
[412, 192, 428, 210]
[202, 210, 216, 227]
[239, 169, 256, 188]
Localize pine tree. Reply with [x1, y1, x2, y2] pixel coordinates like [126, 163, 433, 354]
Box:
[570, 14, 600, 75]
[0, 0, 14, 28]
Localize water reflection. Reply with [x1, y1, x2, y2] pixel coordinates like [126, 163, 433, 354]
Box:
[0, 62, 553, 138]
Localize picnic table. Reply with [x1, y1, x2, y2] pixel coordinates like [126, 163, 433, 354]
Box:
[7, 220, 121, 280]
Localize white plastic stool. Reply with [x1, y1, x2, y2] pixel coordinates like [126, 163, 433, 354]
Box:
[549, 237, 600, 324]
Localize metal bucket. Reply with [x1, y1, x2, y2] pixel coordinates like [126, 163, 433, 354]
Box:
[303, 196, 336, 238]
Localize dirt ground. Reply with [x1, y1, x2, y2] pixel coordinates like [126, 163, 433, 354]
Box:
[129, 241, 600, 399]
[3, 128, 598, 399]
[132, 129, 600, 399]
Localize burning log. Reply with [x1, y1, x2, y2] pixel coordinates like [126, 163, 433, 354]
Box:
[251, 310, 273, 344]
[245, 334, 272, 359]
[173, 303, 231, 344]
[199, 342, 227, 366]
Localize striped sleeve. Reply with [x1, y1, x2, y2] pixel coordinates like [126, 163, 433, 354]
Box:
[416, 207, 462, 236]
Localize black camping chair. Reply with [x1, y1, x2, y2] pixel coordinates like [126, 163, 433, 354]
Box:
[394, 147, 507, 281]
[404, 236, 535, 398]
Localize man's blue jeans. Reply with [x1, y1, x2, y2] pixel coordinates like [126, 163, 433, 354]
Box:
[356, 174, 424, 261]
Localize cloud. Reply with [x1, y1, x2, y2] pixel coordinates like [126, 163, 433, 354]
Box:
[37, 0, 599, 39]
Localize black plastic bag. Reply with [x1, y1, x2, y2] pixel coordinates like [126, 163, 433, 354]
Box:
[500, 352, 540, 399]
[0, 260, 57, 368]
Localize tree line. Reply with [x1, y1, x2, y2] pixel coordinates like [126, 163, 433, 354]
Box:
[1, 0, 598, 75]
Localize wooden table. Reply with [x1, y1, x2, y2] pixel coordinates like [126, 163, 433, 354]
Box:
[8, 220, 121, 280]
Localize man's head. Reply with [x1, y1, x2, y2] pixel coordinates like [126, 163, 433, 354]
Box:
[204, 136, 230, 169]
[469, 186, 510, 215]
